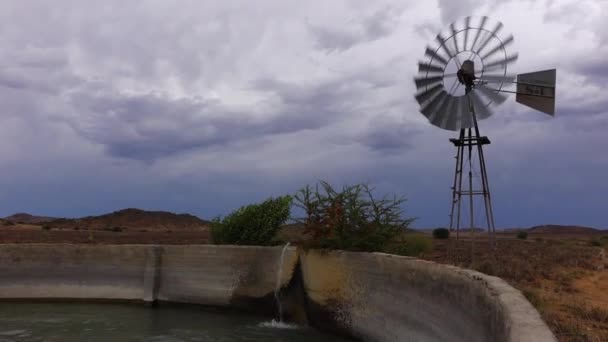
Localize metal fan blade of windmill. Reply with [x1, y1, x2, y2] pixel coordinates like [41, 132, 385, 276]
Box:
[480, 35, 514, 61]
[434, 96, 455, 130]
[478, 74, 516, 84]
[421, 91, 448, 118]
[415, 83, 443, 104]
[469, 17, 488, 53]
[482, 54, 519, 72]
[436, 34, 461, 68]
[469, 91, 493, 120]
[463, 17, 471, 50]
[476, 84, 508, 105]
[418, 62, 444, 74]
[475, 22, 503, 56]
[424, 46, 448, 66]
[414, 75, 444, 89]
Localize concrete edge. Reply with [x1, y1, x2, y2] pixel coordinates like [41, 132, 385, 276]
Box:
[370, 252, 557, 342]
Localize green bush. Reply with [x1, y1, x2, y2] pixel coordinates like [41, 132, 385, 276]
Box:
[386, 235, 432, 257]
[3, 220, 15, 226]
[41, 224, 52, 231]
[211, 195, 292, 246]
[590, 236, 608, 247]
[293, 181, 414, 252]
[432, 228, 450, 239]
[517, 231, 528, 240]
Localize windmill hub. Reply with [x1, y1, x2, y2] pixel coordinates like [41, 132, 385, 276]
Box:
[457, 60, 476, 89]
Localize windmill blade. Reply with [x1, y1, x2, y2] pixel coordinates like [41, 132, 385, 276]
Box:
[425, 46, 448, 66]
[434, 96, 455, 129]
[415, 83, 443, 104]
[470, 90, 493, 120]
[470, 16, 488, 52]
[478, 74, 516, 84]
[450, 23, 465, 69]
[450, 23, 461, 53]
[414, 75, 443, 89]
[476, 21, 503, 56]
[483, 54, 519, 72]
[480, 35, 514, 61]
[476, 84, 508, 105]
[421, 90, 448, 118]
[418, 62, 444, 74]
[426, 92, 450, 123]
[436, 33, 459, 68]
[463, 17, 471, 51]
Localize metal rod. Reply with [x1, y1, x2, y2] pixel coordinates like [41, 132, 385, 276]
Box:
[478, 147, 497, 248]
[456, 130, 465, 242]
[494, 89, 555, 98]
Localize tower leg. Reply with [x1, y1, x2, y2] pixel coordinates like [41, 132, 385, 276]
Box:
[449, 129, 465, 242]
[448, 127, 496, 254]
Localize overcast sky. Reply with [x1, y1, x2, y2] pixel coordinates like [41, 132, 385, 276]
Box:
[0, 0, 605, 228]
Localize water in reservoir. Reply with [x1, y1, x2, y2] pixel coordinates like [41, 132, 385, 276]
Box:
[0, 302, 351, 342]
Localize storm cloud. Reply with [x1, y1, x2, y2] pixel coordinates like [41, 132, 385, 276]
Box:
[0, 0, 605, 229]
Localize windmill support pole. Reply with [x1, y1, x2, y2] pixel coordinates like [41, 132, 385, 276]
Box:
[449, 85, 497, 254]
[449, 129, 465, 242]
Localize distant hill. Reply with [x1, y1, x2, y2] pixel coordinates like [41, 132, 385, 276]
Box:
[4, 213, 58, 224]
[527, 225, 604, 235]
[44, 208, 210, 231]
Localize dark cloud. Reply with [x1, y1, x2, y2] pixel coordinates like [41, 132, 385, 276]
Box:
[359, 118, 421, 152]
[64, 64, 398, 161]
[308, 7, 401, 52]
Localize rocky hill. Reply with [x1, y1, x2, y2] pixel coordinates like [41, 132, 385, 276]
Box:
[34, 208, 209, 231]
[3, 213, 57, 224]
[527, 224, 604, 235]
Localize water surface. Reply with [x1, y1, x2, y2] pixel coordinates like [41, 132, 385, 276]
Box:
[0, 302, 351, 342]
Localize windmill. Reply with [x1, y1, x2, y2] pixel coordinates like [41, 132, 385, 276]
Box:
[413, 16, 556, 246]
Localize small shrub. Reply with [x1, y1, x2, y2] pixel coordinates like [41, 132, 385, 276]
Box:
[590, 236, 608, 247]
[432, 228, 450, 239]
[41, 224, 52, 231]
[293, 181, 414, 252]
[3, 220, 15, 226]
[590, 239, 602, 247]
[111, 226, 123, 232]
[211, 195, 292, 246]
[517, 231, 528, 240]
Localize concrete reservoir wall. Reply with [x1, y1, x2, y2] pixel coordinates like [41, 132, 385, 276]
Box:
[0, 244, 555, 342]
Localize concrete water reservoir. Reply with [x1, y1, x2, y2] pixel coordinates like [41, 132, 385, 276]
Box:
[0, 244, 556, 341]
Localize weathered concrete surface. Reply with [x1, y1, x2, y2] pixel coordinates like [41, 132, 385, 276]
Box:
[156, 245, 298, 310]
[0, 244, 298, 311]
[0, 244, 147, 300]
[300, 250, 556, 342]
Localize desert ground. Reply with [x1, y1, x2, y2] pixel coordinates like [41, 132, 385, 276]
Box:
[1, 211, 606, 341]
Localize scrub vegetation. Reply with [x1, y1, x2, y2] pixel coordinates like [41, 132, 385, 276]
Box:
[210, 195, 292, 246]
